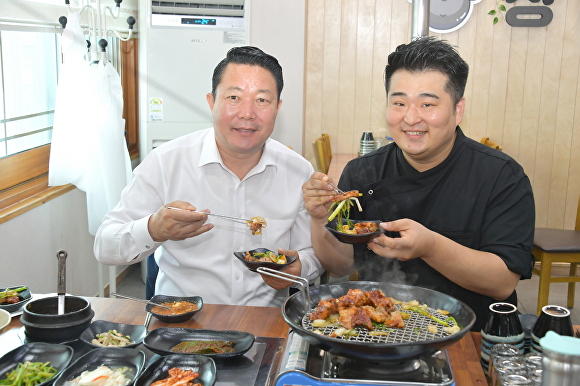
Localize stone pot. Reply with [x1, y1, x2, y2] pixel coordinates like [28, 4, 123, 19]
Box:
[20, 296, 94, 342]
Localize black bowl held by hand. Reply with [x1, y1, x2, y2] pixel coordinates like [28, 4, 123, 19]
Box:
[146, 295, 203, 323]
[233, 248, 297, 272]
[20, 296, 94, 342]
[325, 219, 383, 244]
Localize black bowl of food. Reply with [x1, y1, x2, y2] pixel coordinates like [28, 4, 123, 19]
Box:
[20, 296, 94, 342]
[80, 320, 147, 348]
[146, 295, 203, 323]
[233, 248, 297, 272]
[0, 342, 73, 386]
[325, 219, 383, 244]
[0, 285, 32, 313]
[52, 347, 145, 386]
[135, 354, 216, 386]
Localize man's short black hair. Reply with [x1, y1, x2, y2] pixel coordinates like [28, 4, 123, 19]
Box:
[211, 46, 283, 101]
[384, 37, 469, 105]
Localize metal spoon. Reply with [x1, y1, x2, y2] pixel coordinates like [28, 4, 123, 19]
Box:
[56, 250, 67, 315]
[110, 292, 172, 310]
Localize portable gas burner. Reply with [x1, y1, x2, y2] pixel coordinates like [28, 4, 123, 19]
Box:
[275, 331, 455, 386]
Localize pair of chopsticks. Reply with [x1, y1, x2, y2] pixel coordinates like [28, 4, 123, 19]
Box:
[327, 180, 346, 195]
[111, 293, 171, 310]
[165, 206, 252, 224]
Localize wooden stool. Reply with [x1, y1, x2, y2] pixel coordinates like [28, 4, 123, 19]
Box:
[532, 196, 580, 314]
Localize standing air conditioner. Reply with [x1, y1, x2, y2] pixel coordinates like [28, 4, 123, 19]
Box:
[138, 1, 250, 156]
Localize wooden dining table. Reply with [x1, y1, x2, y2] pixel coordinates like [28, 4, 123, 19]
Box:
[0, 296, 489, 386]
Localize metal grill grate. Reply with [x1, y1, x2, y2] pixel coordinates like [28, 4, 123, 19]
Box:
[302, 304, 455, 344]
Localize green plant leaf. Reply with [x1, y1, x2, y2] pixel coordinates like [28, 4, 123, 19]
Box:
[493, 17, 499, 25]
[499, 5, 506, 11]
[488, 10, 496, 15]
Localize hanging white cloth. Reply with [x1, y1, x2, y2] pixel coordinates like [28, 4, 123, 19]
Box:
[49, 11, 132, 235]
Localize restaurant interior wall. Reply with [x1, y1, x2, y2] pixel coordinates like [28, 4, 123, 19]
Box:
[138, 0, 306, 157]
[303, 0, 580, 231]
[0, 0, 138, 297]
[0, 0, 306, 297]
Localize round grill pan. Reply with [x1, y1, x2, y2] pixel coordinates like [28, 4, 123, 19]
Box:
[282, 281, 476, 362]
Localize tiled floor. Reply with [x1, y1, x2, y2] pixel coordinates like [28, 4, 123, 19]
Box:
[116, 263, 580, 325]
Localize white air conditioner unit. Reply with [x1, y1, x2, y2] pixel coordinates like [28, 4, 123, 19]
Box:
[138, 0, 250, 155]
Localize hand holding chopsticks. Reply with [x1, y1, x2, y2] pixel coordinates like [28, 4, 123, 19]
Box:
[165, 206, 252, 224]
[165, 206, 267, 235]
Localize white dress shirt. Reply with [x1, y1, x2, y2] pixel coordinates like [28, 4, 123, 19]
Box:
[94, 128, 323, 307]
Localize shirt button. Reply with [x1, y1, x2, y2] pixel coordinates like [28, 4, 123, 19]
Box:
[146, 245, 151, 249]
[235, 275, 240, 280]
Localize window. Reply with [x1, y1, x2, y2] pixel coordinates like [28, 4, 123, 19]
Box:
[0, 23, 139, 217]
[0, 30, 58, 158]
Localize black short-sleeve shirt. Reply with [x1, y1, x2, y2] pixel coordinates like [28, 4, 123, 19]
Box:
[338, 128, 535, 331]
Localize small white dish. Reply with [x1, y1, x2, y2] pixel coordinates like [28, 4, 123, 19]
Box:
[0, 309, 10, 334]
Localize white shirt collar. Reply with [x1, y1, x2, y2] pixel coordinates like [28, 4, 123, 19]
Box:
[198, 129, 278, 176]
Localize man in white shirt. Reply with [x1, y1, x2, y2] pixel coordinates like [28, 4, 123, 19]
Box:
[94, 46, 323, 307]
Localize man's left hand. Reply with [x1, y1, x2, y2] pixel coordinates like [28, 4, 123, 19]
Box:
[368, 219, 435, 261]
[259, 248, 302, 289]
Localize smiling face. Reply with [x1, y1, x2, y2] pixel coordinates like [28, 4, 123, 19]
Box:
[386, 69, 465, 172]
[206, 63, 282, 161]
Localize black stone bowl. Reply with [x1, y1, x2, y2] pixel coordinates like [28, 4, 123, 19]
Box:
[233, 248, 297, 272]
[20, 296, 94, 342]
[146, 295, 203, 323]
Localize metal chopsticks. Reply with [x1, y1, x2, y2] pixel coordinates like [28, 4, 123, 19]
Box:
[326, 180, 346, 195]
[165, 206, 252, 224]
[111, 292, 172, 309]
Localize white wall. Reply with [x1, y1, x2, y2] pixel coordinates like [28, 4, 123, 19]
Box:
[1, 0, 306, 297]
[0, 189, 99, 296]
[249, 0, 306, 153]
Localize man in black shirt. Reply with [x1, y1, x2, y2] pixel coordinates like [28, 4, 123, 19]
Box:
[302, 37, 535, 331]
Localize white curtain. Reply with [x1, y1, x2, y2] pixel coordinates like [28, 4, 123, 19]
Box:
[49, 12, 132, 235]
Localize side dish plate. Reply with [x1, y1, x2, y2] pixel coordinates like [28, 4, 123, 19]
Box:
[52, 347, 145, 386]
[0, 285, 32, 313]
[134, 354, 216, 386]
[325, 219, 383, 244]
[0, 342, 73, 386]
[233, 248, 297, 272]
[80, 320, 147, 349]
[143, 328, 255, 359]
[145, 295, 203, 323]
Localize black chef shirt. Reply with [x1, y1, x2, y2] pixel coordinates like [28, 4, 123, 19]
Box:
[338, 127, 535, 331]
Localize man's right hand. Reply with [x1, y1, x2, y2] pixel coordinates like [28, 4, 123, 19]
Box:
[148, 201, 214, 242]
[302, 172, 337, 222]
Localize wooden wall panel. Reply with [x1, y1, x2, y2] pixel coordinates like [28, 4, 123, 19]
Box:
[304, 0, 580, 230]
[337, 0, 357, 153]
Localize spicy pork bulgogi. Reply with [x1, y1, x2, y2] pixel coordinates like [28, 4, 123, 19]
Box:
[330, 190, 361, 202]
[309, 289, 405, 330]
[247, 217, 267, 235]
